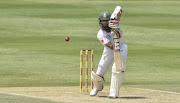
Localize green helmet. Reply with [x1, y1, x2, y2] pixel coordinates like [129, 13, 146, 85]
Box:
[99, 11, 111, 32]
[99, 11, 111, 21]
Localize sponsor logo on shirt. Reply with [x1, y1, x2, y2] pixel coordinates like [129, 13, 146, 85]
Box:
[103, 56, 106, 60]
[101, 40, 104, 43]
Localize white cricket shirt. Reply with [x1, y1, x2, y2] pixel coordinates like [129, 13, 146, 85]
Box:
[97, 29, 124, 55]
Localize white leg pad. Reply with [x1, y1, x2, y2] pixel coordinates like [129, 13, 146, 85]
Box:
[109, 61, 125, 97]
[91, 71, 105, 91]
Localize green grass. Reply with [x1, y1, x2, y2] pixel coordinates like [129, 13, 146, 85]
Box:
[0, 0, 180, 93]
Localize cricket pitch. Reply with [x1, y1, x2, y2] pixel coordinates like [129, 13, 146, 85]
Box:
[0, 86, 179, 103]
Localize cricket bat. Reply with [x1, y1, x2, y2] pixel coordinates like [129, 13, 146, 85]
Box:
[111, 6, 123, 71]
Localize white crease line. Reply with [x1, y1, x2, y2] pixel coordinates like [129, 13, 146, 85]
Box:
[0, 92, 45, 99]
[134, 88, 180, 95]
[0, 92, 59, 102]
[65, 92, 72, 93]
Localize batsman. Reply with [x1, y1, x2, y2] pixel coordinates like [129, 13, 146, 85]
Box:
[90, 6, 128, 98]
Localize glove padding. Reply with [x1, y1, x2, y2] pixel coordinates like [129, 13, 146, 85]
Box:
[108, 20, 120, 29]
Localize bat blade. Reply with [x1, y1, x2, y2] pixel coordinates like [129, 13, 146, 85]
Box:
[111, 6, 123, 71]
[113, 37, 122, 71]
[114, 51, 122, 71]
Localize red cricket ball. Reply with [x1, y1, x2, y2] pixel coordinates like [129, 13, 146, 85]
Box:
[65, 36, 70, 41]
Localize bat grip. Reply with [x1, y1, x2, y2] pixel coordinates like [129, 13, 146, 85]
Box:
[113, 38, 120, 51]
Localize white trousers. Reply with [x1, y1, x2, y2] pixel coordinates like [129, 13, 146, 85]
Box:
[96, 44, 128, 76]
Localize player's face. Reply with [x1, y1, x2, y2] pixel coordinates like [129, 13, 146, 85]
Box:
[101, 20, 109, 26]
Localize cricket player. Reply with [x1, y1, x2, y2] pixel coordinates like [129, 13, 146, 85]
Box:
[90, 6, 128, 98]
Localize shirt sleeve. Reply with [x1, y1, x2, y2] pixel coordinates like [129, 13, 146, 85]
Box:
[97, 29, 111, 45]
[102, 33, 111, 45]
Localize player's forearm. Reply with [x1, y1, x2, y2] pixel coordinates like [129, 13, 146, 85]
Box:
[105, 42, 114, 50]
[109, 44, 114, 50]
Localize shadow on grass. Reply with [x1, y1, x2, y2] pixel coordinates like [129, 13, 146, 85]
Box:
[99, 95, 146, 99]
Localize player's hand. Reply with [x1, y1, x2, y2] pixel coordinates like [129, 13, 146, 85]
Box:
[108, 20, 120, 29]
[111, 28, 121, 38]
[113, 29, 121, 38]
